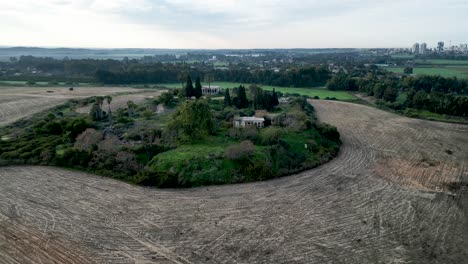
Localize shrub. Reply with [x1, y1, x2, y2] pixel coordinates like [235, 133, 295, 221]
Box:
[260, 127, 284, 145]
[225, 140, 255, 160]
[316, 123, 340, 142]
[240, 127, 260, 142]
[74, 128, 103, 151]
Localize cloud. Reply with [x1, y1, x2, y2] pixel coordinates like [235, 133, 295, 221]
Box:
[0, 0, 467, 48]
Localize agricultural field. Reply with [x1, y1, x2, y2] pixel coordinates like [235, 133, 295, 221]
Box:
[0, 100, 467, 263]
[385, 66, 468, 79]
[415, 59, 468, 65]
[0, 86, 161, 126]
[0, 80, 94, 86]
[157, 82, 357, 100]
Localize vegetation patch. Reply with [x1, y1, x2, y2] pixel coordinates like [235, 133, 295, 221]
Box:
[0, 82, 341, 188]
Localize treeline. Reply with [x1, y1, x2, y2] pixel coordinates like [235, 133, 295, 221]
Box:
[400, 75, 468, 95]
[327, 73, 468, 117]
[95, 66, 330, 87]
[406, 91, 468, 117]
[3, 55, 331, 88]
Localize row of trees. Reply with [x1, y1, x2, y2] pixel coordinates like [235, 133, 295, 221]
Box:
[400, 75, 468, 95]
[223, 85, 279, 111]
[406, 90, 468, 117]
[95, 66, 330, 88]
[181, 76, 203, 99]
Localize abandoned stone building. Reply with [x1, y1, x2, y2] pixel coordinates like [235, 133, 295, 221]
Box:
[233, 116, 265, 128]
[202, 86, 220, 95]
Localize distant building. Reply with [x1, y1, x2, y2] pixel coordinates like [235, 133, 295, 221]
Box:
[412, 43, 420, 54]
[202, 86, 220, 95]
[233, 116, 265, 129]
[420, 43, 427, 54]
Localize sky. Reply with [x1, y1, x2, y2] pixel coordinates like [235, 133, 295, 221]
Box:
[0, 0, 467, 49]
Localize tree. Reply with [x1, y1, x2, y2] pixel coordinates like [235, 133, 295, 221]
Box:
[224, 88, 232, 107]
[164, 99, 216, 144]
[157, 92, 176, 107]
[184, 76, 194, 98]
[127, 100, 137, 117]
[234, 85, 249, 109]
[194, 77, 203, 99]
[204, 73, 215, 89]
[96, 96, 105, 120]
[383, 87, 398, 102]
[404, 67, 413, 74]
[105, 96, 113, 124]
[89, 96, 105, 121]
[177, 71, 188, 89]
[272, 88, 279, 107]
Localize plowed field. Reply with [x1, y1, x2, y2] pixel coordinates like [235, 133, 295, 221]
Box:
[0, 100, 467, 263]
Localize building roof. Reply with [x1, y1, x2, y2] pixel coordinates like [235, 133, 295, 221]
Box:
[202, 86, 221, 89]
[234, 116, 265, 122]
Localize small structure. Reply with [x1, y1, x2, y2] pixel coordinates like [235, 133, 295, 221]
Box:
[202, 86, 220, 95]
[233, 116, 265, 129]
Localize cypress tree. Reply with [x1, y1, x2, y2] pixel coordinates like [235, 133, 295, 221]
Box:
[194, 77, 203, 99]
[224, 88, 232, 106]
[272, 88, 279, 107]
[185, 76, 194, 98]
[236, 85, 249, 109]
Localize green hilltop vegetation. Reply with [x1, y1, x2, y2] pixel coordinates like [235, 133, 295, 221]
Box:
[0, 80, 341, 188]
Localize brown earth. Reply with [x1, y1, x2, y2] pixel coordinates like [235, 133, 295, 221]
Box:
[0, 99, 467, 263]
[0, 87, 157, 126]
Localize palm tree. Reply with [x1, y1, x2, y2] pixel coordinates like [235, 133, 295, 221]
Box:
[105, 96, 113, 124]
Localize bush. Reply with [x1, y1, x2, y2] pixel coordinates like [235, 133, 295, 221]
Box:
[260, 127, 284, 145]
[316, 123, 340, 142]
[240, 127, 260, 142]
[313, 96, 320, 99]
[225, 140, 255, 160]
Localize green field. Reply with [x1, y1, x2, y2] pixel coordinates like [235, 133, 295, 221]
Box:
[385, 67, 468, 79]
[156, 82, 356, 100]
[391, 54, 415, 59]
[416, 59, 468, 65]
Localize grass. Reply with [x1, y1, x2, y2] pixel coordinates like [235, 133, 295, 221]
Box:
[385, 67, 468, 79]
[391, 54, 415, 59]
[416, 59, 468, 65]
[156, 82, 357, 101]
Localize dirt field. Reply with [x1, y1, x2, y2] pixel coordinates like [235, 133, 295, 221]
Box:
[75, 91, 164, 114]
[0, 87, 159, 126]
[0, 100, 467, 263]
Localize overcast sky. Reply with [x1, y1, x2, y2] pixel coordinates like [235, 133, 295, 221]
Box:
[1, 0, 467, 49]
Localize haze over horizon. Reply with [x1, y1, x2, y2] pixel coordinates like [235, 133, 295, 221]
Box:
[1, 0, 467, 49]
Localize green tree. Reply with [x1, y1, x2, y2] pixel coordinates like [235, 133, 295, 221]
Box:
[204, 73, 215, 89]
[157, 92, 176, 107]
[164, 100, 216, 144]
[105, 96, 113, 124]
[272, 88, 279, 107]
[184, 76, 194, 98]
[224, 88, 232, 107]
[234, 85, 249, 109]
[404, 67, 413, 74]
[194, 77, 203, 99]
[383, 87, 398, 102]
[127, 100, 137, 117]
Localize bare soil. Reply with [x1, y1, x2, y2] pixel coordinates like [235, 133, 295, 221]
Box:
[0, 100, 467, 263]
[0, 87, 154, 126]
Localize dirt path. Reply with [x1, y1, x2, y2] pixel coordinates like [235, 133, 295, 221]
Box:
[0, 100, 467, 263]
